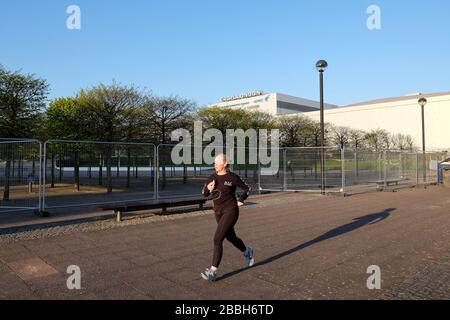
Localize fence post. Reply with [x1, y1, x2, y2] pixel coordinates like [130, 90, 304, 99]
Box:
[283, 148, 287, 191]
[38, 141, 43, 213]
[341, 147, 345, 195]
[257, 152, 261, 194]
[41, 141, 46, 213]
[153, 145, 159, 200]
[416, 152, 419, 185]
[383, 150, 387, 189]
[154, 145, 159, 200]
[36, 140, 50, 217]
[229, 154, 234, 172]
[323, 148, 327, 192]
[377, 152, 382, 181]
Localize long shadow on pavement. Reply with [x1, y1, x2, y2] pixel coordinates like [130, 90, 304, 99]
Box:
[217, 208, 395, 281]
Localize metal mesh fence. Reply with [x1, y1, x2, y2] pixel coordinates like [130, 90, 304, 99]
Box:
[0, 139, 42, 212]
[157, 144, 213, 199]
[259, 147, 343, 193]
[156, 145, 259, 199]
[42, 140, 155, 209]
[343, 150, 385, 193]
[256, 147, 284, 191]
[1, 138, 447, 215]
[415, 152, 447, 184]
[330, 149, 446, 194]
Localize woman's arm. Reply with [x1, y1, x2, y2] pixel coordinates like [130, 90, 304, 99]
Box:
[234, 174, 250, 203]
[202, 175, 215, 197]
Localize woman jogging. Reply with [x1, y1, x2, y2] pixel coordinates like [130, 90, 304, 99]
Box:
[201, 153, 254, 282]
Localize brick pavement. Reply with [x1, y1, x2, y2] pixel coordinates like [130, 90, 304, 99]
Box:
[0, 186, 449, 299]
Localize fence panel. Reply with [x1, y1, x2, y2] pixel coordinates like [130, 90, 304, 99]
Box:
[342, 150, 382, 193]
[285, 147, 342, 192]
[257, 147, 284, 191]
[229, 146, 260, 194]
[43, 140, 155, 209]
[156, 144, 260, 199]
[344, 150, 447, 194]
[0, 139, 42, 213]
[416, 152, 448, 184]
[259, 147, 342, 193]
[3, 137, 447, 215]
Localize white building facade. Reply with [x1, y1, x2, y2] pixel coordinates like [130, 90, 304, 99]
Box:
[304, 92, 450, 151]
[210, 91, 450, 151]
[209, 91, 337, 116]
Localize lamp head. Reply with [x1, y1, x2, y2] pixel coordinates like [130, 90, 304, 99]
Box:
[316, 60, 328, 72]
[418, 96, 428, 107]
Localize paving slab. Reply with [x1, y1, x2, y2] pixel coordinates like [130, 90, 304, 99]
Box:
[0, 187, 449, 299]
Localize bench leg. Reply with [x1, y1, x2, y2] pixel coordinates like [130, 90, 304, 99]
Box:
[199, 203, 203, 210]
[115, 210, 122, 222]
[162, 206, 167, 215]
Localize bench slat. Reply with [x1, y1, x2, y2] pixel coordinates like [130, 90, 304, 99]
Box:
[99, 197, 207, 213]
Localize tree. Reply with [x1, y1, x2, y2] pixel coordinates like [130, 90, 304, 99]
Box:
[147, 95, 195, 189]
[306, 121, 332, 148]
[149, 95, 196, 144]
[331, 126, 350, 149]
[45, 97, 92, 190]
[0, 66, 49, 138]
[391, 133, 408, 151]
[196, 106, 248, 137]
[364, 129, 390, 152]
[405, 135, 416, 152]
[196, 107, 279, 177]
[0, 66, 49, 200]
[236, 110, 276, 180]
[247, 111, 276, 131]
[348, 129, 366, 177]
[121, 104, 153, 187]
[77, 82, 147, 193]
[278, 115, 312, 147]
[348, 129, 366, 150]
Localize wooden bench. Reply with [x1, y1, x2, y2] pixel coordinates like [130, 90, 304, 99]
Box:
[96, 197, 208, 221]
[373, 179, 402, 190]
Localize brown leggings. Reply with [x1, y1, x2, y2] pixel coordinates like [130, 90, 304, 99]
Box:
[212, 204, 247, 267]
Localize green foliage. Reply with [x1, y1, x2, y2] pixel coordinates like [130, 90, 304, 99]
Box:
[0, 65, 49, 138]
[46, 97, 91, 140]
[148, 95, 196, 143]
[76, 82, 148, 142]
[0, 64, 418, 153]
[196, 106, 251, 134]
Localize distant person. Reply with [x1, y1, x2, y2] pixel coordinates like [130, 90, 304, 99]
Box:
[287, 160, 294, 181]
[201, 154, 254, 281]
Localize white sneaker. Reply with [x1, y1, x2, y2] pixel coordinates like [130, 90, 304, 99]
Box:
[201, 268, 217, 281]
[244, 246, 254, 267]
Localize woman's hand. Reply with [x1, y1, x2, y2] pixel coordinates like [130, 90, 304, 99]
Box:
[237, 201, 244, 207]
[207, 180, 215, 192]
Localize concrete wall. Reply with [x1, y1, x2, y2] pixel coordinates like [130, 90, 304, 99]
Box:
[303, 93, 450, 151]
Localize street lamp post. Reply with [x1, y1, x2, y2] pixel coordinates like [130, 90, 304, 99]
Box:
[418, 96, 427, 183]
[316, 60, 328, 194]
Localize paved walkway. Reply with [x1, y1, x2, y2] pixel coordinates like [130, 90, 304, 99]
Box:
[0, 187, 449, 299]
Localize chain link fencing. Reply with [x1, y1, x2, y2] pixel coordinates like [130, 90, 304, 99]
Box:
[0, 139, 447, 215]
[42, 140, 156, 210]
[0, 139, 42, 213]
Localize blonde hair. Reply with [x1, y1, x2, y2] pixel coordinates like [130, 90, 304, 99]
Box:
[214, 153, 229, 165]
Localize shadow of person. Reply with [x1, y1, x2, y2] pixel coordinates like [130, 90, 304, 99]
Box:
[217, 207, 395, 281]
